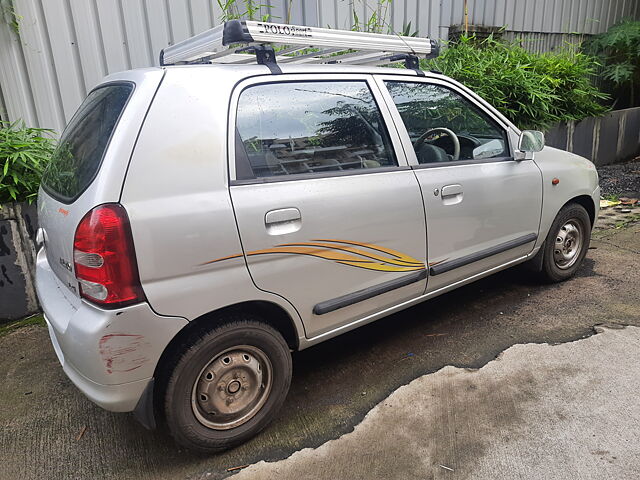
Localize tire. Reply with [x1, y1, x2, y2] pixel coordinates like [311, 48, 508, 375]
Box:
[539, 203, 591, 283]
[161, 316, 292, 453]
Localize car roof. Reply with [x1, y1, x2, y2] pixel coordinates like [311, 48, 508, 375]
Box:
[159, 62, 445, 79]
[101, 63, 519, 134]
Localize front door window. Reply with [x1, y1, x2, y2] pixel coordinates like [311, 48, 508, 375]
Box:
[385, 81, 509, 164]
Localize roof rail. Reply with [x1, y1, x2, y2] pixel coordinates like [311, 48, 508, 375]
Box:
[160, 20, 439, 71]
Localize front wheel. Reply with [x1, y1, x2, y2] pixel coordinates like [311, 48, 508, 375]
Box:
[540, 203, 591, 282]
[162, 317, 292, 453]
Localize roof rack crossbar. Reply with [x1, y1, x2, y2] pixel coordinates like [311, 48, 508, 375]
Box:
[278, 47, 345, 64]
[325, 50, 397, 65]
[274, 45, 310, 57]
[160, 20, 438, 70]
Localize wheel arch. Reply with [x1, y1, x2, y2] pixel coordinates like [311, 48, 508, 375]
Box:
[144, 300, 300, 428]
[564, 194, 596, 227]
[155, 301, 300, 377]
[521, 193, 596, 276]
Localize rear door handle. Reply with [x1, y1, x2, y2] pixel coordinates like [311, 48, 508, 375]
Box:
[265, 208, 302, 235]
[441, 184, 463, 197]
[265, 208, 301, 224]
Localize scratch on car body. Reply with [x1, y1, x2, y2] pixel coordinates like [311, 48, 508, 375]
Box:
[99, 334, 150, 374]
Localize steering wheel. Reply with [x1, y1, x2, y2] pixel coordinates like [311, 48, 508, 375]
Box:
[413, 127, 461, 161]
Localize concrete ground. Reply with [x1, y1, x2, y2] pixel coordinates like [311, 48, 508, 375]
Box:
[0, 221, 638, 480]
[233, 325, 640, 480]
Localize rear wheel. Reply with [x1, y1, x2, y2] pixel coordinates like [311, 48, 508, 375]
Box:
[539, 203, 591, 282]
[162, 317, 292, 453]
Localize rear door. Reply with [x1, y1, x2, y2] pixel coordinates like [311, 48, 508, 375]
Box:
[228, 74, 427, 338]
[377, 77, 543, 292]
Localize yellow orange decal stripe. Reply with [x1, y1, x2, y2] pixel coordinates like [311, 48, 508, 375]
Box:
[313, 238, 424, 265]
[201, 239, 427, 273]
[278, 242, 423, 267]
[246, 246, 377, 264]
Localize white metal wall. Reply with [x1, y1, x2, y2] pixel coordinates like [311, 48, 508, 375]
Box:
[1, 0, 638, 132]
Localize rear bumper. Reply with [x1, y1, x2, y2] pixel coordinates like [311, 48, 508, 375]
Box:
[36, 247, 188, 412]
[45, 315, 153, 411]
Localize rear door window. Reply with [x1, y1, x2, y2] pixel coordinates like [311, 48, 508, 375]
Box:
[42, 83, 133, 202]
[235, 81, 397, 180]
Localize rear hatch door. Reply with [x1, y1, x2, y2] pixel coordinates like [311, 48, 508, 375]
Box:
[38, 70, 164, 297]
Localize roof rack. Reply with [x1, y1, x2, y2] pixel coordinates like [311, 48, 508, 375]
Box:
[160, 20, 439, 72]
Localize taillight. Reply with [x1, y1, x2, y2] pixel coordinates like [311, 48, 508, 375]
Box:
[73, 203, 144, 308]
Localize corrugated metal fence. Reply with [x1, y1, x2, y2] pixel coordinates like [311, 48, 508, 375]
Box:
[1, 0, 639, 132]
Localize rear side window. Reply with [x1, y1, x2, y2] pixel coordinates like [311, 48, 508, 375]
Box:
[42, 83, 133, 202]
[235, 81, 397, 180]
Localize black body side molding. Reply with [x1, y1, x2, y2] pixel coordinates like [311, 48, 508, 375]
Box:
[429, 233, 538, 276]
[313, 269, 427, 316]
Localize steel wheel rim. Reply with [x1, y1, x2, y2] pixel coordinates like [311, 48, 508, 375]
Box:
[553, 219, 583, 270]
[191, 345, 273, 430]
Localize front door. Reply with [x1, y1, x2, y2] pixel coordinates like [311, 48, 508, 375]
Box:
[379, 78, 543, 292]
[229, 75, 427, 338]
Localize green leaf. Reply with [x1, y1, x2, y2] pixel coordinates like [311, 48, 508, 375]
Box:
[0, 120, 56, 203]
[423, 34, 608, 130]
[603, 62, 634, 85]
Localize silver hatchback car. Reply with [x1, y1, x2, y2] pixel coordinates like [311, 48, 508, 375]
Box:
[36, 21, 599, 452]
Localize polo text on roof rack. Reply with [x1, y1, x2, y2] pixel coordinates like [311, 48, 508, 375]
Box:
[160, 20, 439, 71]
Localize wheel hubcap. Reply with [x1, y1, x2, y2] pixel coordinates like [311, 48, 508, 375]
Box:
[192, 346, 272, 430]
[553, 220, 583, 270]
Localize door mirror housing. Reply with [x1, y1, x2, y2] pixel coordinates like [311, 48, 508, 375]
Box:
[516, 130, 545, 160]
[519, 130, 545, 152]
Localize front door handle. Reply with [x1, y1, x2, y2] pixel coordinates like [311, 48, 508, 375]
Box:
[441, 184, 463, 197]
[265, 208, 302, 235]
[440, 184, 463, 205]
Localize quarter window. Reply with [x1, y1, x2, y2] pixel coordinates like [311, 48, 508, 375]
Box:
[236, 81, 397, 179]
[385, 81, 509, 164]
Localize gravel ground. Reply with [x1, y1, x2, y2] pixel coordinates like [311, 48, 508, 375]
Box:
[597, 157, 640, 197]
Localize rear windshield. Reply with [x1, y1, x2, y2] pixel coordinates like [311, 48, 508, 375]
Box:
[42, 83, 133, 202]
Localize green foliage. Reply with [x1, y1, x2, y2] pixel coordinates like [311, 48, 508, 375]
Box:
[0, 121, 55, 204]
[349, 0, 415, 37]
[0, 0, 20, 34]
[400, 21, 418, 37]
[217, 0, 272, 22]
[351, 0, 392, 34]
[425, 35, 608, 130]
[583, 18, 640, 106]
